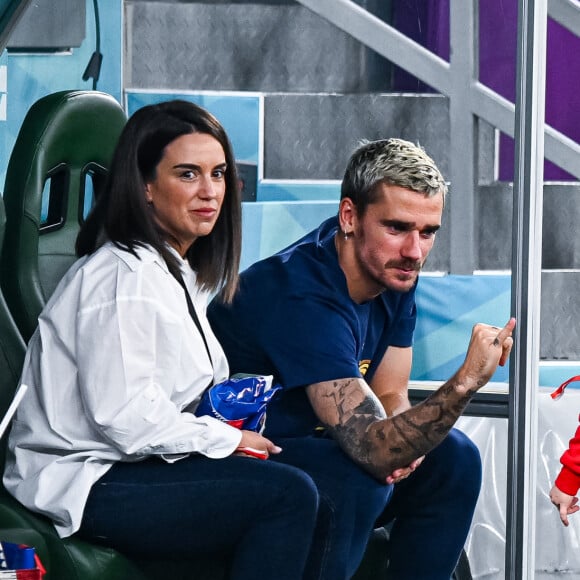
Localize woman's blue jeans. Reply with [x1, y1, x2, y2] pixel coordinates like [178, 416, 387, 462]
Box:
[77, 454, 319, 580]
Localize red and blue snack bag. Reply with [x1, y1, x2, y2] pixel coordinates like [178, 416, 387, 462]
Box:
[195, 374, 281, 432]
[0, 541, 45, 579]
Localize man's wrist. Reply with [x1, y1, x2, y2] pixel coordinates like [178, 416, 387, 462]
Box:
[447, 370, 479, 397]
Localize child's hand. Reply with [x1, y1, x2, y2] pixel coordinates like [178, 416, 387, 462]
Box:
[550, 484, 580, 526]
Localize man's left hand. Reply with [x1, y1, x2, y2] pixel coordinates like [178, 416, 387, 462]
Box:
[386, 455, 424, 484]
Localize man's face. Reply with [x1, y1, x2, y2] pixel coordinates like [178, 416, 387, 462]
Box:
[351, 183, 443, 295]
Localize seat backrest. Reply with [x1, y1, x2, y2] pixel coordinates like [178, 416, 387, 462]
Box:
[0, 90, 127, 341]
[0, 194, 26, 468]
[0, 106, 150, 580]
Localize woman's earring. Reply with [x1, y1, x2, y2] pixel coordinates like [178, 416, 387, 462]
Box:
[344, 230, 349, 240]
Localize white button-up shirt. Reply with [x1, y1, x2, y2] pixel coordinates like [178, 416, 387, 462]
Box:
[3, 242, 242, 537]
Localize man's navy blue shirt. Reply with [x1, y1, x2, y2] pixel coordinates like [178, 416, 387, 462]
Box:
[208, 217, 417, 437]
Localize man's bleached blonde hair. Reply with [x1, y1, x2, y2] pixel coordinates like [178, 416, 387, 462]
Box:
[340, 138, 448, 215]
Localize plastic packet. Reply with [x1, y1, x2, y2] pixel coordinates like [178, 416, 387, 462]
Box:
[195, 374, 281, 432]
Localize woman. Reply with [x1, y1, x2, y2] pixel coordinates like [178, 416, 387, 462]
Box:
[3, 100, 318, 579]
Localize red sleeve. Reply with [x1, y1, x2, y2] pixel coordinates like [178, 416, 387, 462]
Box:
[555, 416, 580, 496]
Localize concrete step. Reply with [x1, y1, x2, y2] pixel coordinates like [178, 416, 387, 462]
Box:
[475, 182, 580, 271]
[125, 0, 391, 93]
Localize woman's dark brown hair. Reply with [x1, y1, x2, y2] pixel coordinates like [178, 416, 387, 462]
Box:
[76, 99, 242, 302]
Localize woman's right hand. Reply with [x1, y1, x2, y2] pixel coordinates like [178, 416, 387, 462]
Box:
[234, 430, 282, 460]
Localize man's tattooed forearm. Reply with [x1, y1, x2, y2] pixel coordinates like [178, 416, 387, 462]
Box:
[323, 376, 476, 479]
[311, 375, 477, 479]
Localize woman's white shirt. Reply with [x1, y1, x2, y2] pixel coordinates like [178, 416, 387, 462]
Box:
[3, 242, 242, 538]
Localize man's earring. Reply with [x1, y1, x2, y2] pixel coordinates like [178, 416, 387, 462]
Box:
[344, 230, 349, 240]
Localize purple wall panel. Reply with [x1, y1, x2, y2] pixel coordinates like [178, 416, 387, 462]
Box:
[392, 1, 580, 180]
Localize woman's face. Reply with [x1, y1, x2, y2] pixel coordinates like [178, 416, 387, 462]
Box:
[145, 132, 227, 256]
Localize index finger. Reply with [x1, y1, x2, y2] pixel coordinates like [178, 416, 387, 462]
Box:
[560, 504, 569, 527]
[493, 318, 516, 346]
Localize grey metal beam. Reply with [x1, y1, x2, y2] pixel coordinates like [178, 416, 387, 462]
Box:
[506, 0, 547, 577]
[448, 0, 477, 274]
[549, 0, 580, 38]
[471, 82, 580, 180]
[545, 126, 580, 179]
[470, 82, 516, 138]
[294, 0, 452, 94]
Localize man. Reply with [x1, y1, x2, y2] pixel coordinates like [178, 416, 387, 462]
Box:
[208, 138, 515, 579]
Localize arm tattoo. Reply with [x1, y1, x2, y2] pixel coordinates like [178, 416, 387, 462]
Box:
[315, 377, 475, 481]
